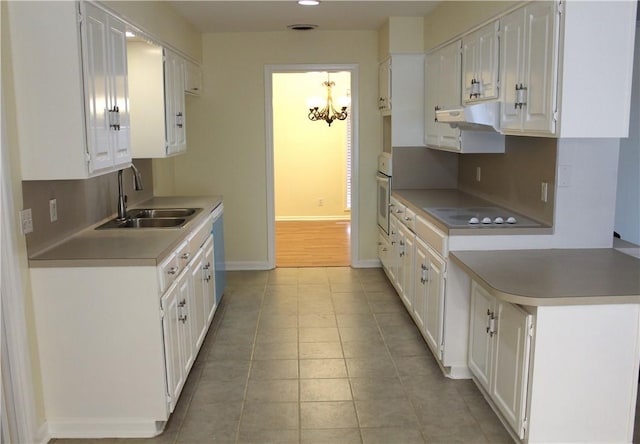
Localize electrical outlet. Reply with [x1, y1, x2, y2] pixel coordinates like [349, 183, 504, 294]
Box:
[541, 182, 549, 203]
[318, 198, 324, 207]
[20, 209, 33, 234]
[49, 198, 58, 222]
[476, 167, 481, 182]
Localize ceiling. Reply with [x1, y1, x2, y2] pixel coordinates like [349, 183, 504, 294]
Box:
[167, 1, 441, 33]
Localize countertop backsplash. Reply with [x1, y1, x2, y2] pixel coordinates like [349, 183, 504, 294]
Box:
[22, 159, 154, 256]
[457, 136, 557, 226]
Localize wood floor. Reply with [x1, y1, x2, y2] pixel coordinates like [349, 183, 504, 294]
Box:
[275, 220, 350, 267]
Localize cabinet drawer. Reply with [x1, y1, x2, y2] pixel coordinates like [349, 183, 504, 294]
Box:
[390, 197, 405, 220]
[403, 208, 416, 231]
[416, 216, 448, 257]
[158, 241, 188, 293]
[189, 211, 214, 254]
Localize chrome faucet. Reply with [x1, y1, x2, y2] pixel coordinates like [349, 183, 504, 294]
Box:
[116, 164, 144, 221]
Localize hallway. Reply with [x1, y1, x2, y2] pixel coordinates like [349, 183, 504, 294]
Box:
[54, 267, 515, 443]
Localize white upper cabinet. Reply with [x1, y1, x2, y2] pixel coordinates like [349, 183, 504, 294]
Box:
[8, 1, 132, 180]
[461, 21, 500, 103]
[378, 58, 391, 114]
[185, 60, 203, 96]
[499, 2, 558, 135]
[164, 49, 187, 156]
[424, 41, 462, 151]
[499, 0, 637, 137]
[383, 54, 426, 147]
[128, 41, 189, 158]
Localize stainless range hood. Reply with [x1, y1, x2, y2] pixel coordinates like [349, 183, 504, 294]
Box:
[436, 102, 501, 132]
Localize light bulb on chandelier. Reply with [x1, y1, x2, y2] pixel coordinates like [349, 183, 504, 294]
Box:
[307, 77, 349, 126]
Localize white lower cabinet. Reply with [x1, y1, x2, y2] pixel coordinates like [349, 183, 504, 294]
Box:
[397, 221, 415, 311]
[383, 207, 461, 376]
[416, 239, 446, 360]
[469, 280, 533, 439]
[161, 273, 188, 412]
[29, 213, 219, 438]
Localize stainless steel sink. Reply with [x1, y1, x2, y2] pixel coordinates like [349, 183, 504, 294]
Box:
[97, 217, 188, 229]
[96, 207, 203, 230]
[127, 208, 201, 219]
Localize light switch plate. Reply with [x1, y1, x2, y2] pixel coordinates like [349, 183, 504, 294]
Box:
[20, 209, 33, 234]
[541, 182, 549, 203]
[49, 198, 58, 222]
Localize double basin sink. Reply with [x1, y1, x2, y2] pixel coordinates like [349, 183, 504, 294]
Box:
[96, 208, 203, 229]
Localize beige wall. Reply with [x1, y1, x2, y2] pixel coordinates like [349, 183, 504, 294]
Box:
[274, 72, 350, 220]
[103, 0, 202, 62]
[424, 1, 520, 51]
[155, 30, 381, 266]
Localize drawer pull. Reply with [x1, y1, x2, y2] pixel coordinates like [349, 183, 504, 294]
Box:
[167, 266, 179, 275]
[178, 314, 188, 323]
[178, 299, 186, 307]
[181, 253, 190, 260]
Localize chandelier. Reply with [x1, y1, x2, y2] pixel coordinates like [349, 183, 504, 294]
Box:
[307, 78, 348, 126]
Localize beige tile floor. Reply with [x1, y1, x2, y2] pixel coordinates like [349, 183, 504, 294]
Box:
[53, 267, 640, 444]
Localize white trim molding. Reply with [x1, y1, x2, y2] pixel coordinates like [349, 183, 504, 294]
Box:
[275, 216, 351, 222]
[264, 64, 359, 270]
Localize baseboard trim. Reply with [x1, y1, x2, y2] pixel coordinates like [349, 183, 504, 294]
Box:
[351, 259, 382, 268]
[225, 261, 273, 271]
[35, 421, 50, 444]
[275, 216, 351, 222]
[47, 418, 164, 439]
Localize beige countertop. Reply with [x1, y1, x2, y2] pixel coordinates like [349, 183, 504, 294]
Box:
[28, 196, 222, 268]
[393, 189, 552, 235]
[451, 249, 640, 306]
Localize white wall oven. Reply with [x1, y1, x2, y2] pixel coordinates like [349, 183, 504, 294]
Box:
[377, 153, 392, 235]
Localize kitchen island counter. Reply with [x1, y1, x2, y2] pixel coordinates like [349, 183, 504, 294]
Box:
[451, 248, 640, 306]
[28, 195, 222, 268]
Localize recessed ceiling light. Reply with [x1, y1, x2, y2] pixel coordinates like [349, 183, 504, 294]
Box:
[287, 24, 318, 31]
[298, 0, 320, 6]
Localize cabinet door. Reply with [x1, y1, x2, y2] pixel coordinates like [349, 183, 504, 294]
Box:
[387, 217, 399, 286]
[522, 1, 557, 133]
[500, 3, 558, 135]
[164, 49, 187, 155]
[424, 53, 440, 147]
[461, 34, 479, 103]
[161, 282, 184, 413]
[462, 22, 500, 102]
[499, 8, 525, 131]
[176, 271, 194, 376]
[83, 5, 113, 173]
[106, 15, 131, 167]
[413, 239, 428, 333]
[471, 21, 499, 102]
[424, 248, 445, 359]
[468, 281, 494, 392]
[185, 60, 202, 95]
[437, 42, 462, 150]
[189, 248, 207, 349]
[203, 236, 216, 324]
[492, 301, 532, 439]
[378, 58, 391, 112]
[396, 223, 414, 310]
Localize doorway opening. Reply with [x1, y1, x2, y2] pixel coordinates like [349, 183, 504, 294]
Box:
[265, 65, 359, 269]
